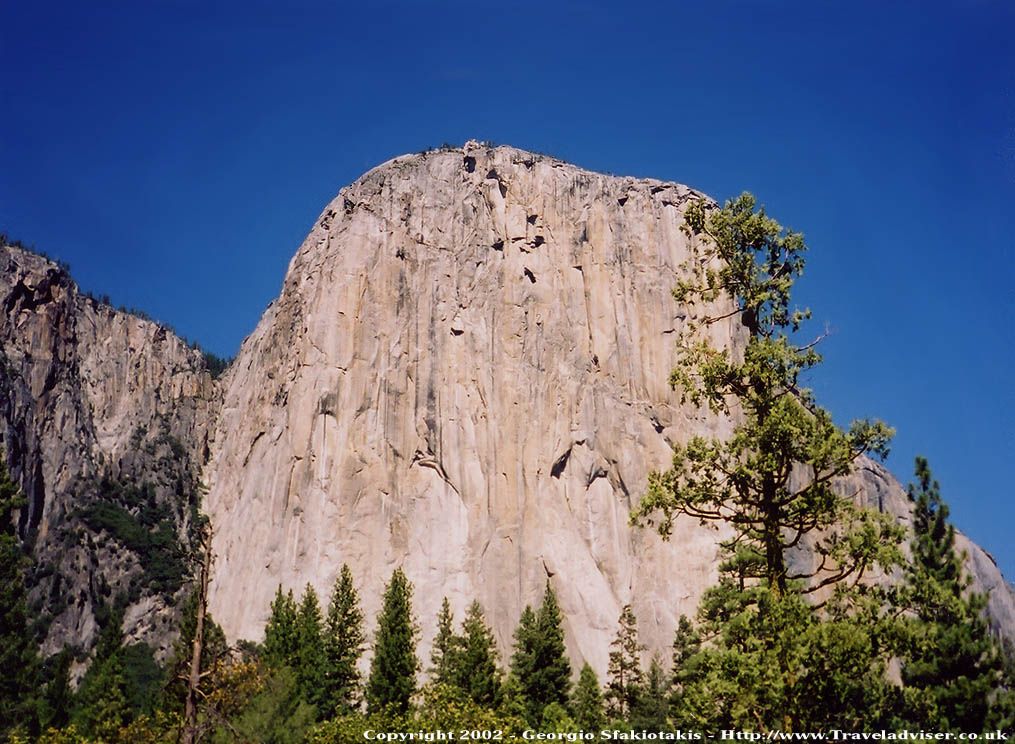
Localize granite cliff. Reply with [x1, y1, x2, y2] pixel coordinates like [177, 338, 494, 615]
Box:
[3, 143, 1012, 677]
[0, 245, 217, 659]
[200, 142, 1015, 674]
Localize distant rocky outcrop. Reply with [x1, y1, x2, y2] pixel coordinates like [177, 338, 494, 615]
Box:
[0, 246, 217, 659]
[3, 143, 1012, 678]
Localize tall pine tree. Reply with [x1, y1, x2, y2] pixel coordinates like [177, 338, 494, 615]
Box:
[510, 582, 571, 724]
[605, 604, 643, 720]
[430, 596, 459, 687]
[632, 194, 904, 731]
[324, 564, 366, 714]
[630, 656, 670, 732]
[509, 605, 539, 720]
[366, 568, 418, 714]
[263, 585, 298, 668]
[899, 457, 1001, 733]
[570, 663, 606, 732]
[296, 584, 327, 709]
[455, 600, 501, 706]
[165, 585, 228, 715]
[72, 604, 131, 738]
[669, 615, 701, 725]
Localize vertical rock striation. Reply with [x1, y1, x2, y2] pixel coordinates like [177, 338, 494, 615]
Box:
[202, 142, 1015, 673]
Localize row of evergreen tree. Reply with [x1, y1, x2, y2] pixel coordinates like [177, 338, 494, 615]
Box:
[6, 454, 1011, 743]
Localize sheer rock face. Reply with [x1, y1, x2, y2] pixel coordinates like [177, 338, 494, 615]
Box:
[205, 143, 739, 669]
[204, 143, 1014, 672]
[0, 246, 216, 657]
[4, 144, 1013, 674]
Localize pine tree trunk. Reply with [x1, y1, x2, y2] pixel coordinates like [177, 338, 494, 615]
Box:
[182, 528, 212, 744]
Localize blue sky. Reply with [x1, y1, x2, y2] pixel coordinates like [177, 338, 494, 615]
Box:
[2, 1, 1012, 577]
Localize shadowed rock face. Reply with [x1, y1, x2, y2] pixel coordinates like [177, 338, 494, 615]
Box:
[4, 144, 1013, 675]
[202, 142, 1014, 674]
[0, 246, 217, 658]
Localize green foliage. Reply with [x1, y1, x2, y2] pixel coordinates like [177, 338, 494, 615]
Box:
[308, 705, 411, 744]
[366, 568, 418, 714]
[909, 458, 963, 589]
[634, 193, 899, 596]
[539, 701, 577, 733]
[310, 682, 528, 744]
[72, 607, 132, 738]
[668, 575, 901, 731]
[455, 601, 501, 706]
[264, 585, 299, 668]
[570, 663, 606, 732]
[0, 459, 42, 739]
[632, 194, 910, 732]
[430, 596, 458, 687]
[897, 457, 1002, 733]
[670, 614, 701, 722]
[987, 642, 1015, 731]
[415, 682, 523, 735]
[794, 602, 901, 730]
[108, 710, 181, 743]
[426, 598, 501, 705]
[323, 564, 366, 715]
[79, 476, 188, 595]
[510, 582, 572, 724]
[630, 655, 670, 733]
[605, 603, 643, 720]
[199, 350, 232, 379]
[39, 649, 73, 731]
[497, 673, 531, 727]
[212, 665, 316, 744]
[119, 643, 164, 716]
[295, 584, 327, 709]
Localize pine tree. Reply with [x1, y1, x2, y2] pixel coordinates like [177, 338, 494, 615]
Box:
[324, 564, 366, 714]
[630, 656, 670, 732]
[633, 193, 899, 596]
[180, 524, 218, 744]
[498, 672, 531, 728]
[263, 585, 298, 668]
[511, 583, 571, 723]
[165, 584, 228, 714]
[987, 642, 1015, 732]
[0, 459, 40, 738]
[296, 584, 327, 708]
[570, 663, 606, 732]
[669, 615, 701, 724]
[509, 605, 539, 721]
[430, 596, 459, 687]
[632, 194, 905, 730]
[40, 649, 72, 730]
[537, 583, 572, 704]
[88, 653, 132, 740]
[456, 600, 501, 706]
[73, 604, 132, 737]
[605, 604, 643, 720]
[899, 457, 1001, 733]
[366, 568, 418, 714]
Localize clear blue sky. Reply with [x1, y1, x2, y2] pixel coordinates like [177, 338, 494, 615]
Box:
[2, 2, 1012, 577]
